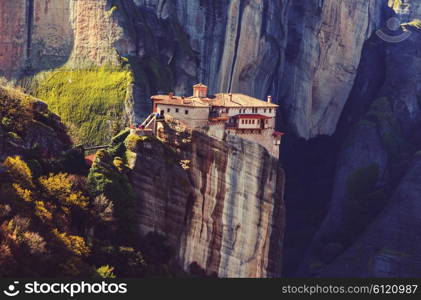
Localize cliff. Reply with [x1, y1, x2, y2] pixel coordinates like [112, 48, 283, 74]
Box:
[293, 8, 421, 276]
[127, 119, 285, 277]
[0, 0, 390, 139]
[3, 0, 421, 278]
[0, 86, 71, 161]
[316, 154, 421, 277]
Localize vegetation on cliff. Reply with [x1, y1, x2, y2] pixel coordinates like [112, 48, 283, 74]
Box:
[0, 86, 71, 148]
[31, 66, 133, 146]
[0, 88, 174, 277]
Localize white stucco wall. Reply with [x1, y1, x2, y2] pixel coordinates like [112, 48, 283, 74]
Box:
[156, 104, 210, 129]
[223, 107, 276, 118]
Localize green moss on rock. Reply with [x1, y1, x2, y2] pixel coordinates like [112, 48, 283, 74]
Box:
[31, 66, 133, 146]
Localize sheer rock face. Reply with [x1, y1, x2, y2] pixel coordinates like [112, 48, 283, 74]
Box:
[282, 0, 386, 138]
[31, 0, 74, 71]
[0, 0, 29, 77]
[0, 0, 128, 77]
[296, 24, 421, 277]
[133, 0, 386, 139]
[68, 0, 132, 67]
[319, 155, 421, 277]
[129, 120, 285, 277]
[0, 0, 389, 138]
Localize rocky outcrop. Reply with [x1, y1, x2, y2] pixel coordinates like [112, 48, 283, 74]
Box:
[0, 0, 129, 77]
[0, 86, 71, 160]
[0, 0, 392, 139]
[128, 119, 285, 277]
[294, 14, 421, 277]
[132, 0, 388, 139]
[31, 0, 74, 71]
[318, 154, 421, 277]
[281, 0, 387, 138]
[0, 0, 29, 78]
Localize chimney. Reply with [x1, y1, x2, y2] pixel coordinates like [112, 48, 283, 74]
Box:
[229, 93, 232, 102]
[193, 83, 208, 98]
[169, 92, 174, 100]
[267, 95, 272, 103]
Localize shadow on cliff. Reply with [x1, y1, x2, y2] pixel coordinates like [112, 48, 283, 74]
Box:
[21, 0, 74, 79]
[285, 20, 421, 277]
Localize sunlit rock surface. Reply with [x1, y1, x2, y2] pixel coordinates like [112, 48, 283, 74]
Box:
[128, 119, 285, 277]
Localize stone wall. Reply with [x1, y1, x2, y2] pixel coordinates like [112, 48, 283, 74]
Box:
[129, 119, 285, 277]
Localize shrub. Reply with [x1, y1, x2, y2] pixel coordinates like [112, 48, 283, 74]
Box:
[22, 232, 47, 255]
[96, 265, 116, 278]
[403, 19, 421, 30]
[34, 201, 53, 222]
[39, 173, 89, 209]
[52, 229, 90, 257]
[3, 156, 34, 189]
[0, 87, 33, 133]
[92, 194, 114, 223]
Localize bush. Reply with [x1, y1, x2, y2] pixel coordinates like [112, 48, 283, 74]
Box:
[96, 265, 116, 278]
[3, 156, 34, 189]
[39, 173, 89, 209]
[0, 87, 33, 133]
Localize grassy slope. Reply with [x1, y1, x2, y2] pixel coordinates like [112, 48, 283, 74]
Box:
[32, 67, 133, 146]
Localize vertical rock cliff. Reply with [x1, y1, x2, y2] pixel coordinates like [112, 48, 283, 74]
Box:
[0, 0, 391, 139]
[4, 0, 421, 278]
[127, 119, 285, 277]
[131, 0, 387, 138]
[295, 6, 421, 276]
[317, 154, 421, 277]
[0, 0, 29, 78]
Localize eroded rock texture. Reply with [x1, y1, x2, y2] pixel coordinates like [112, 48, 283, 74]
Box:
[282, 0, 387, 138]
[0, 0, 392, 139]
[128, 120, 285, 277]
[295, 17, 421, 277]
[319, 155, 421, 277]
[0, 0, 29, 77]
[132, 0, 388, 138]
[0, 0, 128, 77]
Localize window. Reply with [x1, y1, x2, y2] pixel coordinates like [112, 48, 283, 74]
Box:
[167, 108, 170, 113]
[264, 109, 267, 113]
[176, 108, 179, 113]
[265, 120, 268, 124]
[269, 109, 272, 113]
[226, 108, 229, 113]
[241, 120, 245, 124]
[185, 110, 189, 115]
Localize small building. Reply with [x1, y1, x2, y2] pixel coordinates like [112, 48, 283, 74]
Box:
[151, 84, 284, 158]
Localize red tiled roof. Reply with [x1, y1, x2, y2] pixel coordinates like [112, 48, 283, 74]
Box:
[151, 93, 278, 108]
[234, 114, 272, 119]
